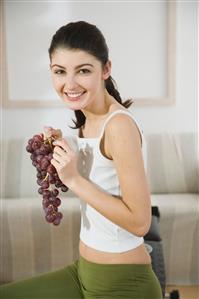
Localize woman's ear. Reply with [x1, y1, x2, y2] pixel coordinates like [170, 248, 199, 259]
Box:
[102, 60, 112, 80]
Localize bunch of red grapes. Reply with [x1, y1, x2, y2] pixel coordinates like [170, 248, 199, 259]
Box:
[26, 133, 68, 225]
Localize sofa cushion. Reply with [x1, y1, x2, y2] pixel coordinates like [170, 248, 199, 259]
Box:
[0, 197, 81, 284]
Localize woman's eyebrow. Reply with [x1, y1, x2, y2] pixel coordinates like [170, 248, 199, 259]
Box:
[51, 63, 94, 69]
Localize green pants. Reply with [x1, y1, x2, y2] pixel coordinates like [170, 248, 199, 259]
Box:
[0, 255, 162, 299]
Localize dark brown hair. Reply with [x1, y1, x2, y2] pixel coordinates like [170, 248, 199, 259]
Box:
[48, 21, 134, 129]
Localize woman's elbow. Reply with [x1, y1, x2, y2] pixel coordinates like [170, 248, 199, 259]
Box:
[129, 219, 151, 237]
[133, 224, 150, 237]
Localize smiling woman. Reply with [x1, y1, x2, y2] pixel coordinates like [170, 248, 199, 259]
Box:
[49, 47, 112, 111]
[0, 21, 162, 299]
[50, 59, 94, 101]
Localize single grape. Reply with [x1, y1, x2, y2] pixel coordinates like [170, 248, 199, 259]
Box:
[45, 213, 56, 223]
[49, 196, 56, 203]
[35, 149, 42, 156]
[33, 134, 43, 142]
[41, 170, 47, 177]
[44, 144, 52, 154]
[42, 194, 50, 201]
[37, 172, 42, 179]
[54, 173, 59, 178]
[61, 185, 68, 192]
[26, 145, 34, 153]
[57, 212, 63, 219]
[42, 198, 50, 208]
[32, 160, 37, 167]
[48, 175, 56, 184]
[39, 144, 48, 154]
[41, 181, 50, 189]
[38, 187, 43, 195]
[42, 189, 51, 197]
[30, 153, 36, 161]
[36, 164, 42, 171]
[41, 158, 50, 170]
[47, 153, 53, 161]
[32, 141, 42, 151]
[54, 197, 61, 207]
[52, 188, 59, 197]
[46, 204, 54, 214]
[37, 179, 43, 186]
[53, 217, 61, 226]
[28, 138, 33, 146]
[36, 155, 44, 163]
[55, 180, 62, 188]
[47, 164, 56, 175]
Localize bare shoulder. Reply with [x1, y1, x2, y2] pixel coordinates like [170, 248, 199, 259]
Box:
[105, 111, 142, 152]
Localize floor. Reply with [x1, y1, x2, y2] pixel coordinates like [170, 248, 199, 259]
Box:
[165, 285, 199, 299]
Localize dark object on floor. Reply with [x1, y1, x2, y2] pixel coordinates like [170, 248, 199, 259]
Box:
[144, 206, 180, 299]
[165, 289, 180, 299]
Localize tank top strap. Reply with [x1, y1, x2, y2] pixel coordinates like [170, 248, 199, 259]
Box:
[98, 109, 144, 144]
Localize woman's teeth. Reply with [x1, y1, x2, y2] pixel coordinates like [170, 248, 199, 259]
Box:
[67, 92, 84, 98]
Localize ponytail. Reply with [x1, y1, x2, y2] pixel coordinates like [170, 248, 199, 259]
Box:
[105, 76, 133, 109]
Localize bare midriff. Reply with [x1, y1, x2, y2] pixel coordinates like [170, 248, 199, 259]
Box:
[79, 240, 152, 265]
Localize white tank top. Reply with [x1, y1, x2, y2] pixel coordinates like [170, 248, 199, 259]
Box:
[75, 109, 147, 253]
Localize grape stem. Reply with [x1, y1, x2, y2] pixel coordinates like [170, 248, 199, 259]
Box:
[44, 136, 56, 149]
[43, 173, 49, 181]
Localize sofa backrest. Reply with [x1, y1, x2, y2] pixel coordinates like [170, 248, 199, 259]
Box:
[0, 132, 198, 198]
[146, 132, 198, 194]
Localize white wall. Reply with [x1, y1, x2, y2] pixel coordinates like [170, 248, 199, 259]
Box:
[1, 2, 197, 140]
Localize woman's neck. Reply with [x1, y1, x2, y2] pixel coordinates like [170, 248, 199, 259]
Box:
[81, 89, 114, 124]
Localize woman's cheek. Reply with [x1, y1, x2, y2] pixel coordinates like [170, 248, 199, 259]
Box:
[52, 75, 64, 88]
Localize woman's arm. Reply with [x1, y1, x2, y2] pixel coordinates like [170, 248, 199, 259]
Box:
[68, 114, 151, 237]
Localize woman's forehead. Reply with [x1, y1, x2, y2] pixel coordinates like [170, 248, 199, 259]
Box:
[51, 48, 99, 67]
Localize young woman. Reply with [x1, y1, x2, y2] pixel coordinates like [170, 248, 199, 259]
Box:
[1, 21, 162, 299]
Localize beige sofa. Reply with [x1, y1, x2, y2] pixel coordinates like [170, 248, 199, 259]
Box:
[0, 132, 198, 285]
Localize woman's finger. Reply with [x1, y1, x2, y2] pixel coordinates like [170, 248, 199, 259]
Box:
[53, 146, 67, 156]
[53, 149, 68, 160]
[52, 152, 62, 162]
[51, 158, 60, 168]
[51, 155, 69, 169]
[53, 139, 71, 153]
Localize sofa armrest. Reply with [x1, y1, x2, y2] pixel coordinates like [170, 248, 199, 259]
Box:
[151, 193, 199, 285]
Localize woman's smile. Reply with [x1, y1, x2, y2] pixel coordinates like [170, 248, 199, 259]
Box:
[64, 91, 87, 101]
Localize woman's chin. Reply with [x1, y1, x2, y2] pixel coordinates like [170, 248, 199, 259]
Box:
[62, 99, 85, 111]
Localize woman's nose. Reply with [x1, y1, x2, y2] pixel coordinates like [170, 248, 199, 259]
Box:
[65, 75, 78, 89]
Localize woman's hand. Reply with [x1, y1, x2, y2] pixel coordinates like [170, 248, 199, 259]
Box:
[51, 138, 80, 189]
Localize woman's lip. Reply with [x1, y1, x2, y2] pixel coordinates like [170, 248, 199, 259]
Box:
[65, 91, 86, 101]
[65, 91, 85, 95]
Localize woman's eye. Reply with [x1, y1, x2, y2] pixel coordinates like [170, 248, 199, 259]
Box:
[53, 69, 90, 75]
[54, 70, 65, 75]
[79, 69, 90, 74]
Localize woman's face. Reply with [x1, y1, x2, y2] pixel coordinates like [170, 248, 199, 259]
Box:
[50, 48, 111, 111]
